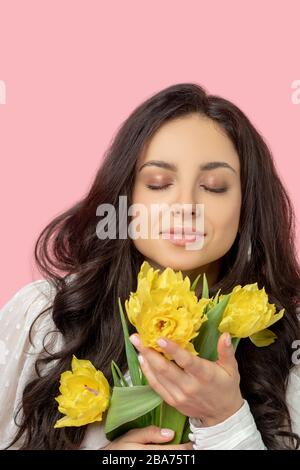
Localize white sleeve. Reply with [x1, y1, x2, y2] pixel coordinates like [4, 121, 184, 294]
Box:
[188, 364, 300, 450]
[0, 280, 59, 449]
[286, 363, 300, 439]
[188, 399, 267, 450]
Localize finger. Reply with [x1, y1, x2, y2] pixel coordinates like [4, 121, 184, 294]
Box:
[130, 333, 199, 377]
[137, 354, 181, 404]
[155, 336, 210, 378]
[137, 338, 186, 379]
[130, 333, 187, 386]
[216, 332, 238, 376]
[123, 425, 175, 444]
[130, 334, 188, 404]
[146, 442, 193, 450]
[129, 333, 161, 358]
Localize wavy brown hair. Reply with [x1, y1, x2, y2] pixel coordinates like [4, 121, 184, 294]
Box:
[6, 83, 300, 449]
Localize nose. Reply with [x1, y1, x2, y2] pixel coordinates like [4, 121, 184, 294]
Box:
[172, 204, 196, 217]
[171, 188, 201, 220]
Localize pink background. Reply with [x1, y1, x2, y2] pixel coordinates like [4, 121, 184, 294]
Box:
[0, 1, 299, 307]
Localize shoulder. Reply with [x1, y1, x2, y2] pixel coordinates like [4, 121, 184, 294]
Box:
[2, 278, 57, 306]
[1, 279, 57, 324]
[0, 279, 59, 354]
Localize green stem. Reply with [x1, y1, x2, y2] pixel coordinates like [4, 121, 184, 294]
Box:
[159, 402, 163, 428]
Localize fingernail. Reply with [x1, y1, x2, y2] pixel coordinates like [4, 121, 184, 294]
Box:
[138, 354, 144, 365]
[129, 335, 140, 347]
[156, 338, 167, 348]
[160, 428, 174, 437]
[224, 333, 232, 347]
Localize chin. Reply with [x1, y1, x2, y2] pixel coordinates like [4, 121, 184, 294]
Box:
[136, 240, 210, 272]
[152, 253, 207, 273]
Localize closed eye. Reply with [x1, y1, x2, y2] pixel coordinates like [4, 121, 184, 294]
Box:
[146, 184, 173, 191]
[146, 184, 228, 193]
[199, 185, 228, 194]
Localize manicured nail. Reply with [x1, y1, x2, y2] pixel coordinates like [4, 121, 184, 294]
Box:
[160, 428, 174, 437]
[156, 338, 168, 348]
[138, 354, 144, 365]
[224, 333, 232, 347]
[129, 335, 140, 347]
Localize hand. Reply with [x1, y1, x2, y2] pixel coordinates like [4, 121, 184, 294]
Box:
[129, 332, 244, 427]
[102, 425, 193, 450]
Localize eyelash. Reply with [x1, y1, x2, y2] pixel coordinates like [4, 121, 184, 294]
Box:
[146, 184, 228, 194]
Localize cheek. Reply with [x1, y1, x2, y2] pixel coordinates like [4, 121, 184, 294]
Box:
[206, 193, 241, 241]
[131, 183, 172, 233]
[131, 183, 157, 207]
[130, 185, 158, 241]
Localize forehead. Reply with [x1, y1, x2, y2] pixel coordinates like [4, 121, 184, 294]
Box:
[138, 114, 240, 172]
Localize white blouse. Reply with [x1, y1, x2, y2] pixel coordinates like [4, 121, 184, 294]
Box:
[0, 279, 300, 450]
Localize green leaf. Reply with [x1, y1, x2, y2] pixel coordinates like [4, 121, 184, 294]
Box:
[213, 288, 221, 305]
[249, 329, 277, 347]
[118, 297, 142, 386]
[141, 372, 148, 386]
[181, 419, 191, 443]
[105, 417, 143, 441]
[193, 294, 231, 361]
[201, 273, 209, 298]
[231, 337, 241, 352]
[191, 273, 201, 292]
[151, 402, 161, 427]
[111, 360, 129, 387]
[105, 385, 163, 436]
[111, 361, 121, 387]
[159, 402, 187, 444]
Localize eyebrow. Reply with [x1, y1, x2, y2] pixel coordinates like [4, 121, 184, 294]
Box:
[138, 159, 237, 174]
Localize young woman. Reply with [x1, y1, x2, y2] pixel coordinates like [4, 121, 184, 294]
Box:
[1, 83, 300, 450]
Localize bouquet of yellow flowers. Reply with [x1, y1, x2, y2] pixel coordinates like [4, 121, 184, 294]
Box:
[53, 261, 285, 444]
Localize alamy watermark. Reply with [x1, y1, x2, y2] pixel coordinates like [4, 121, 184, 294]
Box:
[96, 197, 205, 251]
[292, 340, 300, 365]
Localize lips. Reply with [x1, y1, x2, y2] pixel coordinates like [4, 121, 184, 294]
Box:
[160, 226, 205, 237]
[159, 227, 206, 246]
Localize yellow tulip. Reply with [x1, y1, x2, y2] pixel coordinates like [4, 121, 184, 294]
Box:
[54, 355, 110, 428]
[125, 261, 209, 358]
[218, 283, 285, 346]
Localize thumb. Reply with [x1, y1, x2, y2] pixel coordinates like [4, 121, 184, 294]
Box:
[123, 425, 175, 444]
[217, 332, 237, 375]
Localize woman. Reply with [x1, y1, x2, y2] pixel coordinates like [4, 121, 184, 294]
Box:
[1, 83, 300, 450]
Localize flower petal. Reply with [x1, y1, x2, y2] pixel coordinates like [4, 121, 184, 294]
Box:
[249, 329, 277, 347]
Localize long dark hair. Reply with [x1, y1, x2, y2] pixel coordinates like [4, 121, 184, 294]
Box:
[7, 83, 300, 449]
